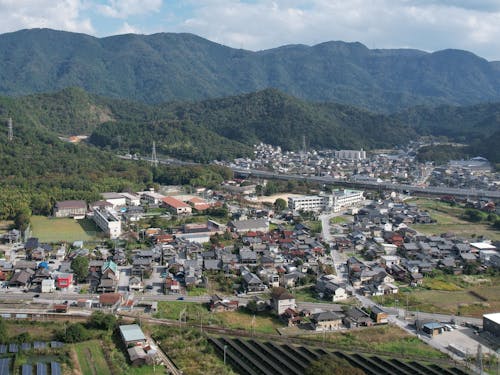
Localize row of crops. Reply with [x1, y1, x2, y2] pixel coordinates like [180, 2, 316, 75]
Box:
[209, 337, 471, 375]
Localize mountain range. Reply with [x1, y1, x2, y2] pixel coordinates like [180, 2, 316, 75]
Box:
[1, 87, 499, 164]
[2, 29, 500, 112]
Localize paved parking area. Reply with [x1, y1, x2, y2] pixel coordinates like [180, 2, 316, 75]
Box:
[431, 326, 497, 356]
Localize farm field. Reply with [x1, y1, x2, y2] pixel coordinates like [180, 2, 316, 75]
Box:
[408, 198, 500, 241]
[73, 340, 111, 375]
[31, 215, 102, 242]
[375, 275, 500, 317]
[155, 301, 284, 334]
[151, 326, 235, 375]
[295, 324, 446, 359]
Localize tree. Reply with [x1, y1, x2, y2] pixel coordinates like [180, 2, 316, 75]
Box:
[0, 317, 7, 343]
[57, 323, 89, 343]
[71, 256, 90, 282]
[14, 207, 31, 232]
[88, 311, 117, 330]
[274, 198, 287, 211]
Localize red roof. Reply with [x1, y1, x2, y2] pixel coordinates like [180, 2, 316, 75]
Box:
[99, 293, 122, 305]
[162, 196, 190, 209]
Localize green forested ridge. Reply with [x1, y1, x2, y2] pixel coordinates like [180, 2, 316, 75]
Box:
[2, 29, 500, 112]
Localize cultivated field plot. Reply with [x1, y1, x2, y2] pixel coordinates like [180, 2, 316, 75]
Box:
[31, 216, 102, 242]
[409, 198, 500, 241]
[376, 276, 500, 317]
[73, 340, 111, 375]
[210, 337, 471, 375]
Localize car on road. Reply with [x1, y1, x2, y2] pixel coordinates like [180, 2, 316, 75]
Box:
[176, 297, 184, 300]
[146, 285, 153, 290]
[33, 294, 40, 298]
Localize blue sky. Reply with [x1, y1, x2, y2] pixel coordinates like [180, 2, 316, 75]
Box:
[2, 0, 500, 60]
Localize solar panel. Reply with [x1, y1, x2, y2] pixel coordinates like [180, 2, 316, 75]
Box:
[21, 343, 31, 351]
[8, 343, 18, 353]
[50, 362, 61, 375]
[36, 363, 46, 375]
[50, 342, 63, 349]
[22, 364, 32, 375]
[0, 344, 7, 354]
[33, 342, 46, 349]
[0, 358, 11, 375]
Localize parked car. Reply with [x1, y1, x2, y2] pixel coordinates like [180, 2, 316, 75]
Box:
[176, 297, 184, 300]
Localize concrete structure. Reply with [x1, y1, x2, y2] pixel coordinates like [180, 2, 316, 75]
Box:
[54, 200, 87, 219]
[141, 191, 165, 205]
[483, 313, 500, 338]
[288, 190, 364, 213]
[101, 192, 126, 209]
[93, 208, 122, 239]
[334, 149, 366, 160]
[120, 192, 141, 206]
[41, 279, 55, 293]
[229, 219, 269, 233]
[331, 189, 364, 213]
[288, 195, 328, 212]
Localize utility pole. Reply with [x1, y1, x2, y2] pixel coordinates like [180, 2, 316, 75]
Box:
[7, 117, 13, 141]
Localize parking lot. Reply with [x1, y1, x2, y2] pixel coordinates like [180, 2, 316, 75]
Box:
[431, 326, 497, 357]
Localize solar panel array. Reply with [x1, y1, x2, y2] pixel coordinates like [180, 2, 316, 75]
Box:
[0, 358, 11, 375]
[50, 362, 61, 375]
[36, 363, 46, 375]
[0, 345, 6, 354]
[21, 364, 32, 375]
[8, 344, 17, 353]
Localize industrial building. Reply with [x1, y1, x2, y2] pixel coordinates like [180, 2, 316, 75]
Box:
[483, 313, 500, 338]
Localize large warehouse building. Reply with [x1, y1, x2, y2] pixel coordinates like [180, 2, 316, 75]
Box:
[483, 313, 500, 338]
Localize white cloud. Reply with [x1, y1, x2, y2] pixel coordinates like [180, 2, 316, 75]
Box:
[175, 0, 500, 60]
[116, 21, 140, 35]
[97, 0, 162, 19]
[0, 0, 94, 34]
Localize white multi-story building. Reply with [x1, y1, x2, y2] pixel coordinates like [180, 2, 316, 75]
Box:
[334, 149, 366, 160]
[93, 208, 122, 239]
[288, 195, 329, 212]
[288, 190, 364, 213]
[331, 189, 364, 212]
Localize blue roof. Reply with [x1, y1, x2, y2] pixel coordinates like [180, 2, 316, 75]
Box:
[119, 324, 146, 343]
[423, 322, 444, 330]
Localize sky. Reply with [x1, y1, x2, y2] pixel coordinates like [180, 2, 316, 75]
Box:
[1, 0, 500, 60]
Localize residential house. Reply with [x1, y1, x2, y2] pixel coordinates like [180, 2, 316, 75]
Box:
[310, 311, 343, 331]
[241, 271, 266, 293]
[270, 287, 296, 315]
[370, 306, 388, 323]
[162, 196, 192, 215]
[99, 293, 123, 308]
[343, 307, 373, 328]
[128, 276, 144, 292]
[209, 295, 239, 312]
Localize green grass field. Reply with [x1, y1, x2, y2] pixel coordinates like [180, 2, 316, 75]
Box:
[409, 198, 500, 241]
[155, 301, 284, 334]
[31, 215, 102, 242]
[74, 340, 111, 375]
